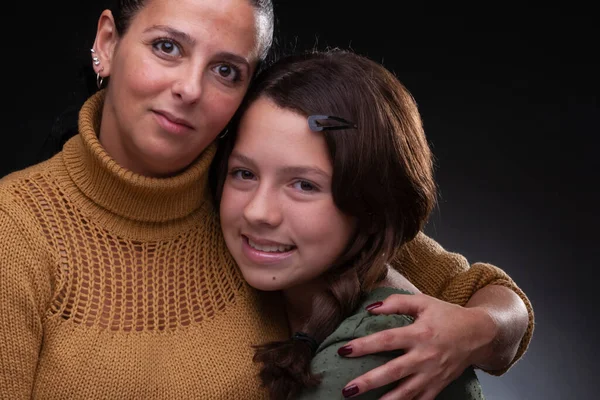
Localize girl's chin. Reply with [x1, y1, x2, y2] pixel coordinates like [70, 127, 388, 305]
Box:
[242, 271, 289, 292]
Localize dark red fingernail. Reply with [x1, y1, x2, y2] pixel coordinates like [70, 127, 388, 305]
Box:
[342, 384, 359, 398]
[337, 345, 353, 356]
[365, 301, 383, 311]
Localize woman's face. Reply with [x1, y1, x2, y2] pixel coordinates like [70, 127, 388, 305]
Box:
[95, 0, 261, 176]
[219, 97, 356, 292]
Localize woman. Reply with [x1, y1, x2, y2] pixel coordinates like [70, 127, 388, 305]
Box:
[214, 49, 486, 399]
[0, 0, 532, 398]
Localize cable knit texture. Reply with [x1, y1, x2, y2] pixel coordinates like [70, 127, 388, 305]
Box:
[0, 91, 533, 398]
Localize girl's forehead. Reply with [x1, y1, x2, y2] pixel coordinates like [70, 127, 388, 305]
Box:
[237, 99, 316, 139]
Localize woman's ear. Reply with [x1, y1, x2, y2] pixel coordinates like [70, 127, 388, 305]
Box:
[91, 10, 119, 79]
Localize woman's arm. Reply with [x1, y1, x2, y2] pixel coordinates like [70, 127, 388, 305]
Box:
[391, 232, 534, 371]
[335, 233, 533, 399]
[464, 284, 529, 371]
[0, 209, 49, 398]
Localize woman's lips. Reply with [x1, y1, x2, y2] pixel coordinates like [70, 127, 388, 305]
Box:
[152, 110, 194, 135]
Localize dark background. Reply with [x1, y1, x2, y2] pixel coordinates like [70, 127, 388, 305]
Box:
[1, 2, 597, 399]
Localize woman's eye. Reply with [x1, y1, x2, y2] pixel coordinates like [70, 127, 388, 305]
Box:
[293, 180, 317, 192]
[213, 64, 241, 82]
[233, 169, 255, 180]
[153, 39, 182, 57]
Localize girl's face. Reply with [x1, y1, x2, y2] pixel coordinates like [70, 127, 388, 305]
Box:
[94, 0, 260, 176]
[219, 97, 356, 291]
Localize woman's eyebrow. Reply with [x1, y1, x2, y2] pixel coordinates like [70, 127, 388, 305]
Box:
[144, 25, 195, 46]
[143, 25, 251, 70]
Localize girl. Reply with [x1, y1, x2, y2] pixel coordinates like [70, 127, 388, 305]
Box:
[215, 50, 488, 399]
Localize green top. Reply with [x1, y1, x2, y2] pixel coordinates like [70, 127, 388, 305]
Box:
[297, 287, 485, 400]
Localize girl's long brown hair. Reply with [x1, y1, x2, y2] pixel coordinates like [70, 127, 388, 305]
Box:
[210, 49, 436, 399]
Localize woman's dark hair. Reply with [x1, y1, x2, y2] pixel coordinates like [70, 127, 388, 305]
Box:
[209, 49, 437, 399]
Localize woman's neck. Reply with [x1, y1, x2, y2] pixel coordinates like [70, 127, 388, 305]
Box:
[62, 90, 217, 225]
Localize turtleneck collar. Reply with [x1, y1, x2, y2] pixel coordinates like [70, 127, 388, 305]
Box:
[62, 90, 217, 223]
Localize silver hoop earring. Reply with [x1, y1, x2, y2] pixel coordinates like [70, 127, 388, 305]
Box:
[218, 129, 228, 139]
[97, 73, 104, 89]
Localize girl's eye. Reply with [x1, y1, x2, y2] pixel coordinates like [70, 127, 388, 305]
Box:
[152, 39, 182, 57]
[292, 180, 318, 192]
[213, 64, 242, 82]
[233, 169, 255, 180]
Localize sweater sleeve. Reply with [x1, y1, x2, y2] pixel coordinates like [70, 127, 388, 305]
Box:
[0, 209, 50, 398]
[392, 232, 534, 375]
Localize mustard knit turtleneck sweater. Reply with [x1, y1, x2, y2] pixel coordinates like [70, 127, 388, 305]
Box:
[0, 92, 533, 399]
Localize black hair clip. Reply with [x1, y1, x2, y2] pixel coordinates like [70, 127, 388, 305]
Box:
[292, 331, 319, 355]
[308, 115, 358, 132]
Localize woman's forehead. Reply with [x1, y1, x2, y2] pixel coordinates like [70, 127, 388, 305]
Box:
[128, 0, 261, 61]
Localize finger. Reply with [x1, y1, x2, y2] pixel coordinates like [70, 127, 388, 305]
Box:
[339, 324, 421, 357]
[342, 354, 419, 397]
[365, 293, 431, 316]
[378, 373, 429, 400]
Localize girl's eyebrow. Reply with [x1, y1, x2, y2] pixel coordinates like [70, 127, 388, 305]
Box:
[229, 152, 257, 169]
[279, 166, 330, 180]
[230, 152, 330, 179]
